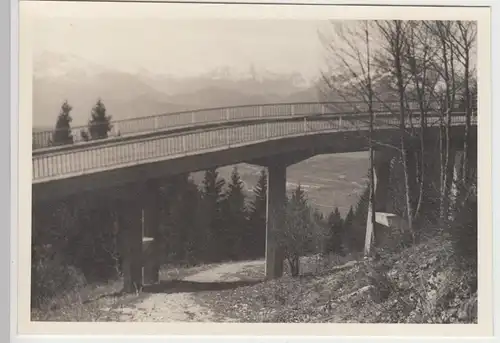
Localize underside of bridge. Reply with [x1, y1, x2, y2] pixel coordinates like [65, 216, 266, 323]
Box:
[31, 126, 477, 290]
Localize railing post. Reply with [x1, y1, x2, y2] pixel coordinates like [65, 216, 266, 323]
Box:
[226, 109, 230, 121]
[182, 135, 186, 152]
[303, 117, 307, 132]
[291, 104, 295, 116]
[339, 116, 342, 128]
[321, 105, 325, 115]
[259, 106, 263, 118]
[266, 122, 270, 137]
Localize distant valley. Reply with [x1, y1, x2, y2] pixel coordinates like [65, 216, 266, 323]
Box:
[191, 152, 369, 217]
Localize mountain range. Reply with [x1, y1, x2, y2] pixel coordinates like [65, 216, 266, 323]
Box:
[33, 52, 322, 129]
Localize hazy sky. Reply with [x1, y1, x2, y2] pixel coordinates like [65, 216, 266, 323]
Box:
[27, 2, 481, 80]
[32, 14, 331, 79]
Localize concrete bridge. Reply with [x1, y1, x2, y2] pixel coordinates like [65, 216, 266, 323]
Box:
[31, 101, 477, 292]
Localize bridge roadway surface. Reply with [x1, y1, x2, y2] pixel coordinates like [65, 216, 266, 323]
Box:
[32, 102, 475, 200]
[32, 102, 412, 149]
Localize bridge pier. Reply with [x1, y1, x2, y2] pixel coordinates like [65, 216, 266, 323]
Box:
[118, 181, 162, 293]
[142, 180, 161, 285]
[364, 150, 393, 256]
[119, 196, 143, 293]
[265, 163, 287, 279]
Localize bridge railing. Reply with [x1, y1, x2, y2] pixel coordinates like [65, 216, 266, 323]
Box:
[32, 100, 468, 150]
[32, 112, 474, 182]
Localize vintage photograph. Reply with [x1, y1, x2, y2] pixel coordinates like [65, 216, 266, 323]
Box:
[26, 1, 483, 328]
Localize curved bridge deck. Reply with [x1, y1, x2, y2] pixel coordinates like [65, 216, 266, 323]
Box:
[32, 102, 475, 185]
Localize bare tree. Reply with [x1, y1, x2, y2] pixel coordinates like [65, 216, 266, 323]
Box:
[453, 21, 477, 188]
[376, 20, 420, 239]
[318, 21, 383, 255]
[401, 22, 442, 226]
[320, 19, 476, 250]
[423, 20, 476, 220]
[365, 22, 377, 256]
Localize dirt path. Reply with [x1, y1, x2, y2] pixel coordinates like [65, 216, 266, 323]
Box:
[109, 260, 264, 322]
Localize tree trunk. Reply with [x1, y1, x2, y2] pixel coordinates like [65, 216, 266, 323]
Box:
[438, 25, 455, 224]
[366, 24, 377, 256]
[392, 21, 415, 239]
[288, 256, 300, 277]
[462, 48, 471, 188]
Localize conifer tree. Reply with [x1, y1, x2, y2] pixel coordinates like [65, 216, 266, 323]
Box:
[281, 184, 314, 276]
[88, 99, 112, 140]
[248, 168, 268, 258]
[224, 167, 248, 259]
[171, 175, 202, 264]
[343, 205, 354, 233]
[52, 100, 74, 146]
[326, 207, 344, 254]
[201, 168, 227, 261]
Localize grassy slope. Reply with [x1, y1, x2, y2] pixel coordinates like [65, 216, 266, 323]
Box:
[31, 263, 221, 322]
[32, 236, 477, 323]
[196, 237, 477, 324]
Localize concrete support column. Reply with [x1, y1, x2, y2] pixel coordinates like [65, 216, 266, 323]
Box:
[364, 150, 392, 256]
[265, 163, 287, 279]
[118, 196, 143, 293]
[142, 180, 161, 285]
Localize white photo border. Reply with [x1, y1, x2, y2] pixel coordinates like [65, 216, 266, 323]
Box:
[5, 0, 498, 342]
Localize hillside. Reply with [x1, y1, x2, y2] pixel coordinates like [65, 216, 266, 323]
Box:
[200, 237, 477, 324]
[32, 236, 477, 324]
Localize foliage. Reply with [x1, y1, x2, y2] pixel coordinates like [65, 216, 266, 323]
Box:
[325, 207, 344, 255]
[201, 168, 228, 262]
[88, 99, 112, 140]
[203, 237, 477, 324]
[279, 185, 326, 276]
[449, 179, 478, 275]
[52, 101, 74, 146]
[223, 167, 249, 259]
[247, 169, 268, 258]
[159, 174, 201, 264]
[31, 254, 87, 309]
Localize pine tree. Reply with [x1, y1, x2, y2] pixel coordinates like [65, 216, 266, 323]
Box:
[354, 184, 370, 220]
[88, 99, 112, 140]
[326, 207, 344, 255]
[282, 184, 314, 276]
[224, 167, 248, 259]
[343, 205, 362, 252]
[174, 175, 202, 264]
[290, 184, 308, 209]
[52, 101, 74, 146]
[248, 168, 268, 258]
[343, 206, 355, 233]
[157, 174, 185, 263]
[201, 168, 227, 261]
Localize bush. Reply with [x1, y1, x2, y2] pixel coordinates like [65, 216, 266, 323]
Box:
[31, 253, 87, 309]
[449, 190, 477, 273]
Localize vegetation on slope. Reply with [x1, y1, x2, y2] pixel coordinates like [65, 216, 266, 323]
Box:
[200, 236, 477, 324]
